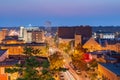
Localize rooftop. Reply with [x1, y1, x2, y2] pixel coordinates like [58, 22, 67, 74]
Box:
[100, 63, 120, 76]
[3, 36, 18, 40]
[105, 57, 117, 61]
[96, 39, 120, 46]
[0, 42, 46, 47]
[0, 55, 48, 66]
[58, 26, 92, 39]
[0, 60, 19, 66]
[0, 49, 7, 57]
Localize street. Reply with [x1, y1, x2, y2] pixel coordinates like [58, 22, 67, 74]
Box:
[49, 47, 91, 80]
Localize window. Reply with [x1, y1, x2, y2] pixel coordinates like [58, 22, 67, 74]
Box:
[0, 67, 5, 74]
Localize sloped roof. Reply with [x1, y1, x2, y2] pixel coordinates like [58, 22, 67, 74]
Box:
[0, 49, 7, 57]
[99, 63, 120, 76]
[96, 39, 120, 46]
[83, 37, 101, 48]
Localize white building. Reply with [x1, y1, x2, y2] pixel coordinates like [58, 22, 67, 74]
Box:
[93, 32, 115, 39]
[19, 26, 44, 43]
[19, 26, 24, 38]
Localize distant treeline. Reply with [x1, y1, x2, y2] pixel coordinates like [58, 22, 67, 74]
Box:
[0, 26, 120, 33]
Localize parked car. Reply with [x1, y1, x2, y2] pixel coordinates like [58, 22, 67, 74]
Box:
[75, 70, 81, 74]
[59, 72, 65, 80]
[69, 62, 76, 69]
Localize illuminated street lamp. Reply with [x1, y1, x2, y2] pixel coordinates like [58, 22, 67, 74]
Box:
[63, 59, 66, 63]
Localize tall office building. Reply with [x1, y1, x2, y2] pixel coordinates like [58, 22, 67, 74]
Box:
[32, 30, 44, 43]
[27, 31, 32, 43]
[19, 26, 44, 43]
[19, 26, 24, 38]
[23, 29, 28, 42]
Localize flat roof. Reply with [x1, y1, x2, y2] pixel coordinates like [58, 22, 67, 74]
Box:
[0, 43, 46, 47]
[0, 55, 48, 66]
[99, 63, 120, 76]
[0, 60, 19, 66]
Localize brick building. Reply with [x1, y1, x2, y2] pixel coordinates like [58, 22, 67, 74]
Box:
[58, 26, 92, 46]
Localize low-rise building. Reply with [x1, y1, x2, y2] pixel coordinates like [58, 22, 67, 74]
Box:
[2, 36, 24, 44]
[0, 43, 46, 55]
[0, 29, 8, 43]
[83, 37, 102, 52]
[93, 31, 115, 39]
[58, 26, 92, 47]
[98, 63, 120, 80]
[0, 55, 48, 80]
[0, 35, 46, 55]
[0, 49, 8, 62]
[83, 37, 120, 53]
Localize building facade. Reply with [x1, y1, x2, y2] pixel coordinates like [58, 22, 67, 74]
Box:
[58, 26, 92, 46]
[58, 26, 92, 40]
[83, 37, 102, 52]
[19, 26, 44, 43]
[98, 63, 120, 80]
[83, 37, 120, 53]
[32, 30, 44, 43]
[0, 36, 46, 55]
[0, 29, 8, 43]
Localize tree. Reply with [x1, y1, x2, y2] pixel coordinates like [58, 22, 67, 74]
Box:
[63, 42, 71, 53]
[20, 57, 40, 80]
[6, 56, 41, 80]
[23, 46, 42, 56]
[23, 47, 33, 56]
[49, 51, 65, 71]
[89, 59, 98, 68]
[5, 47, 67, 80]
[71, 53, 88, 70]
[32, 48, 41, 56]
[71, 43, 88, 71]
[5, 47, 54, 80]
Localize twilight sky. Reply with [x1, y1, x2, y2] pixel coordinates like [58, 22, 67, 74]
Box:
[0, 0, 120, 26]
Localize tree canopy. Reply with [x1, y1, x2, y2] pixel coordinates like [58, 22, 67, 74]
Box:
[5, 46, 67, 80]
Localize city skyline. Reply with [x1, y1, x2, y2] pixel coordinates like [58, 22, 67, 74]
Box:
[0, 0, 120, 26]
